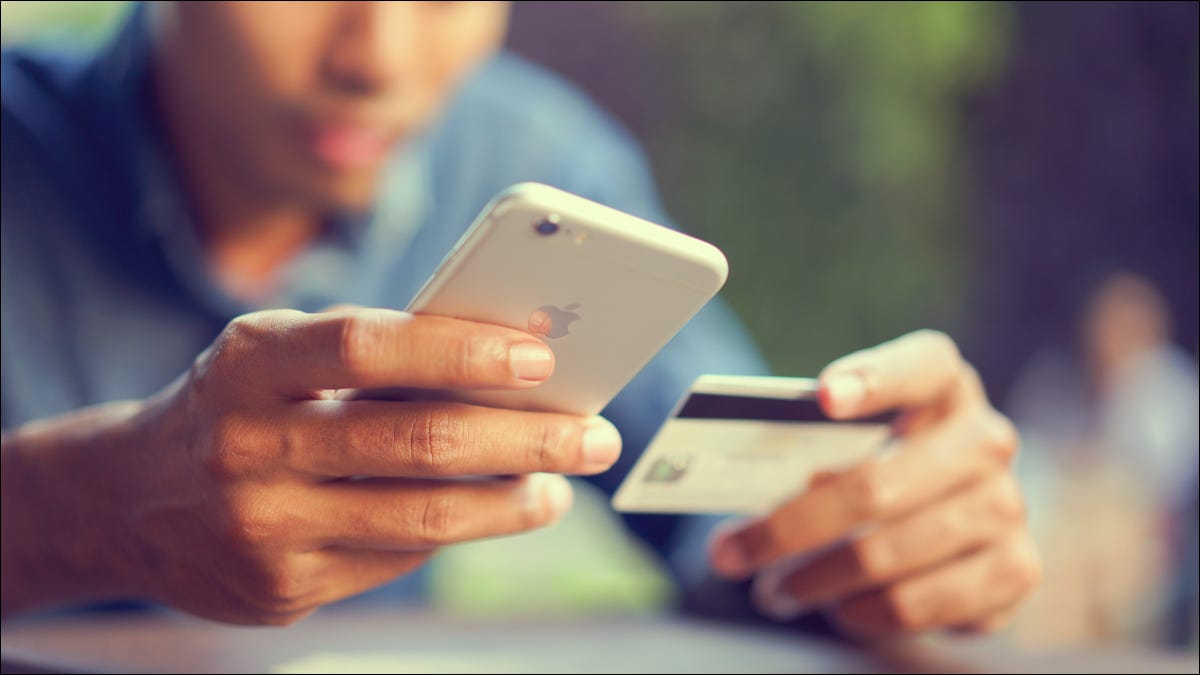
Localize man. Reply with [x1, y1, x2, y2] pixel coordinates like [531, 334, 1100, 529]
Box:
[1, 2, 1038, 637]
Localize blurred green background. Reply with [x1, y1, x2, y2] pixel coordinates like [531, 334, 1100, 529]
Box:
[627, 2, 1011, 373]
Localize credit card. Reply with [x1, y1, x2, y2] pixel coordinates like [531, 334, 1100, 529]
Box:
[611, 375, 896, 515]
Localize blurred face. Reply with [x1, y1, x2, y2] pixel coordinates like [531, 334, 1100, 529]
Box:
[1081, 273, 1169, 384]
[152, 2, 509, 212]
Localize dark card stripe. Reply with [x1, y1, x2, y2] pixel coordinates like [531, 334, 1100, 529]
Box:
[676, 392, 898, 424]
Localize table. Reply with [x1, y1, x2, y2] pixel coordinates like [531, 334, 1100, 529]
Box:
[2, 607, 1196, 674]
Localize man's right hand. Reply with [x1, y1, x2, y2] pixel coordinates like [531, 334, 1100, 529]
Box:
[0, 308, 620, 624]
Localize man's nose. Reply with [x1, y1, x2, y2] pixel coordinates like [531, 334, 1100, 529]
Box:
[322, 1, 422, 97]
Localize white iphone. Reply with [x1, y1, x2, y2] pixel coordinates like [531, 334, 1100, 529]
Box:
[406, 182, 729, 416]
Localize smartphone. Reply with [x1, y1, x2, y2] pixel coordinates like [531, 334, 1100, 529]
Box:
[406, 183, 728, 416]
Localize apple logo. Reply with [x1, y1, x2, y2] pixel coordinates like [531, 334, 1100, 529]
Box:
[528, 303, 582, 339]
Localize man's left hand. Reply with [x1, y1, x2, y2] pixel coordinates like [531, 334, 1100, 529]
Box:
[708, 330, 1040, 639]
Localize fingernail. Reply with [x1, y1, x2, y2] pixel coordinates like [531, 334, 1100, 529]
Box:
[510, 342, 554, 382]
[582, 417, 622, 470]
[710, 535, 752, 579]
[525, 473, 574, 518]
[822, 373, 867, 418]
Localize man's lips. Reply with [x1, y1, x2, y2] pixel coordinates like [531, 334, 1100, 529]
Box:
[306, 121, 399, 170]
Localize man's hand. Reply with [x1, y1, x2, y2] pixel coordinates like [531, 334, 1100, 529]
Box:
[708, 330, 1039, 639]
[1, 308, 620, 624]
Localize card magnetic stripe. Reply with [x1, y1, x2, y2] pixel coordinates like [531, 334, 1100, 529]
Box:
[675, 393, 898, 425]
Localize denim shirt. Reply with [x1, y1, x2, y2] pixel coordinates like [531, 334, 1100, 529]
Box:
[1, 9, 769, 602]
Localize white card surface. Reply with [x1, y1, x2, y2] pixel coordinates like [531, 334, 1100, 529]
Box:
[611, 375, 894, 515]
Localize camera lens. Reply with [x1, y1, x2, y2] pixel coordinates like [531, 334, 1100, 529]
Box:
[534, 220, 560, 236]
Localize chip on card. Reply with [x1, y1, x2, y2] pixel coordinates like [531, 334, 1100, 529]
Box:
[611, 375, 896, 515]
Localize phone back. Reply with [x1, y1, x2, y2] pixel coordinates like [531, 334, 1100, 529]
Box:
[406, 183, 728, 416]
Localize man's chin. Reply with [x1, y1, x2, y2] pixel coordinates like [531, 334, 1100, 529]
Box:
[301, 170, 381, 216]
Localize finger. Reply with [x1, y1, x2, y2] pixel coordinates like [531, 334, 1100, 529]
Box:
[710, 409, 1018, 577]
[309, 473, 574, 549]
[828, 531, 1041, 640]
[278, 400, 621, 477]
[770, 474, 1026, 609]
[216, 308, 555, 396]
[818, 330, 985, 420]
